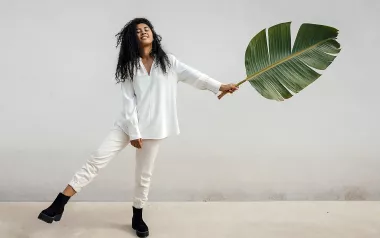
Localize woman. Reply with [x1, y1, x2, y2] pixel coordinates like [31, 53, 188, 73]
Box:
[37, 17, 238, 237]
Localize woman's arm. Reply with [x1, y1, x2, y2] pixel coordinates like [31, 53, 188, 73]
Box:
[120, 80, 141, 142]
[170, 54, 238, 95]
[171, 54, 223, 94]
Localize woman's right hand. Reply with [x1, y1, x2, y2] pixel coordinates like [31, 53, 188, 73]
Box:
[131, 138, 143, 149]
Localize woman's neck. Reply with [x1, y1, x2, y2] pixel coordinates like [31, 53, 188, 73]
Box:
[140, 45, 153, 60]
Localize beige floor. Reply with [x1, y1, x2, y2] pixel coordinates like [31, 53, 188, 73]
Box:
[0, 202, 379, 238]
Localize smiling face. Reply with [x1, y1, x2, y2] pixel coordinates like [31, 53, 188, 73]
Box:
[136, 23, 153, 47]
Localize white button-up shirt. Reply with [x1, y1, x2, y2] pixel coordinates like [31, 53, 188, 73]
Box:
[115, 54, 222, 140]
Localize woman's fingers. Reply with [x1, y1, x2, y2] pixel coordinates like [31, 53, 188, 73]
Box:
[131, 139, 143, 149]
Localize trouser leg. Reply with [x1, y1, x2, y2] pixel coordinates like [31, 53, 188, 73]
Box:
[133, 139, 162, 208]
[68, 126, 130, 193]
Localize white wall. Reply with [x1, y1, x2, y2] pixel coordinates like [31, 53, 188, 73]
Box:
[1, 0, 379, 202]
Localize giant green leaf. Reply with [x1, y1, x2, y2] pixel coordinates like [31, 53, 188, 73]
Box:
[218, 22, 341, 101]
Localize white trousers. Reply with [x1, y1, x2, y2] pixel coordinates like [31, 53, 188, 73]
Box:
[68, 125, 162, 208]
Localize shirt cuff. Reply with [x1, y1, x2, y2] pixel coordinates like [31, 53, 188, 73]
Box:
[127, 126, 141, 141]
[204, 76, 222, 94]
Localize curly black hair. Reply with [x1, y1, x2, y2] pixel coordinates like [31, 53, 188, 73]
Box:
[114, 17, 171, 83]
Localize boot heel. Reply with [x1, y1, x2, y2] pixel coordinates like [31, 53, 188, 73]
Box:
[38, 212, 54, 223]
[54, 214, 62, 221]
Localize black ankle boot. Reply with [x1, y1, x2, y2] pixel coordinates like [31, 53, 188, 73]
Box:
[38, 192, 71, 223]
[132, 206, 149, 237]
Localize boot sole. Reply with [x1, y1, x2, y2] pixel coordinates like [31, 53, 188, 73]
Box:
[38, 212, 62, 223]
[132, 224, 149, 237]
[134, 229, 149, 238]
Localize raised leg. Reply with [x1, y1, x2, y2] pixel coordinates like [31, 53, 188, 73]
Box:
[38, 125, 130, 224]
[68, 126, 130, 193]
